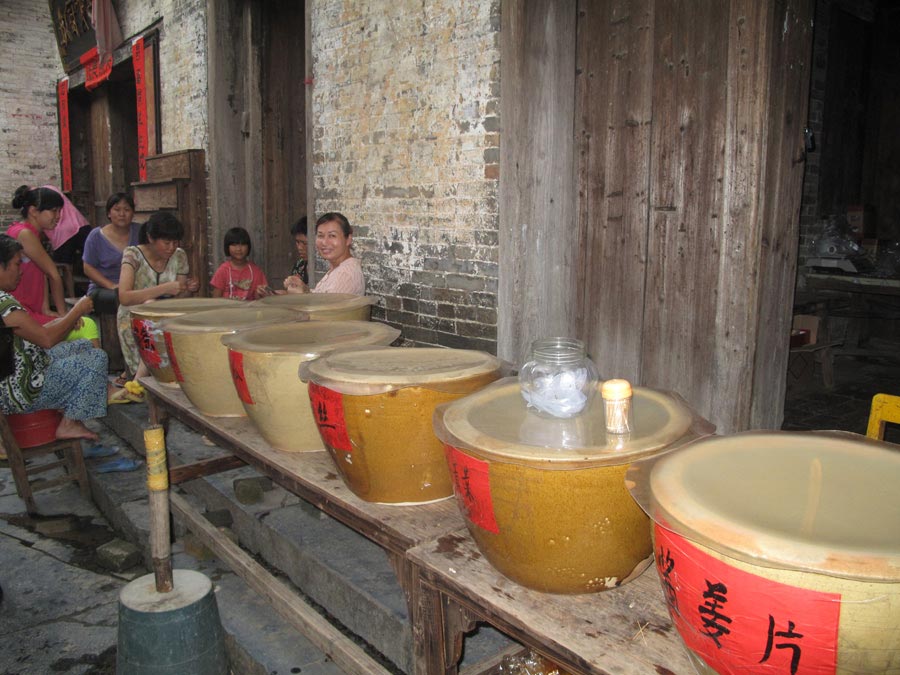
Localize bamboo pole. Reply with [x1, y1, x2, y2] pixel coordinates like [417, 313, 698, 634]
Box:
[144, 424, 173, 592]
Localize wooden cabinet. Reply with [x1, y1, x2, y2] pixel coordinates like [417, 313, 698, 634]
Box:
[131, 150, 209, 296]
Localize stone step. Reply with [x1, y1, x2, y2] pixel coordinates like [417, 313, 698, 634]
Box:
[95, 401, 513, 673]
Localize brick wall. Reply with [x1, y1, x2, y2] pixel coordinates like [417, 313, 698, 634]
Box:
[0, 1, 62, 228]
[310, 0, 501, 353]
[116, 0, 209, 152]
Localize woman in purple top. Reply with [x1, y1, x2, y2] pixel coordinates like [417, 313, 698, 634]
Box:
[82, 193, 141, 311]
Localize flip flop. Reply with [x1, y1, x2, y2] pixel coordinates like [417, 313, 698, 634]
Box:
[83, 444, 119, 459]
[95, 457, 142, 473]
[111, 373, 129, 388]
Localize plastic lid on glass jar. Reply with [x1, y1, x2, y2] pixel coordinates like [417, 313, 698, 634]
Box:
[626, 431, 900, 581]
[434, 377, 711, 468]
[222, 320, 399, 360]
[159, 307, 301, 334]
[306, 346, 501, 395]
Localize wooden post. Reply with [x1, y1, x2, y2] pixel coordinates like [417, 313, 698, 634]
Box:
[144, 424, 173, 592]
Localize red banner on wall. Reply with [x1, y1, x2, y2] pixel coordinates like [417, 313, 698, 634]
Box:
[132, 37, 148, 181]
[57, 78, 71, 192]
[79, 46, 112, 91]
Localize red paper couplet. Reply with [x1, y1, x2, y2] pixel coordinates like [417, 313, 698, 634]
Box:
[307, 383, 352, 452]
[162, 331, 184, 382]
[653, 524, 841, 675]
[444, 445, 499, 534]
[132, 318, 161, 368]
[228, 350, 253, 405]
[132, 37, 148, 181]
[80, 47, 112, 91]
[57, 79, 71, 192]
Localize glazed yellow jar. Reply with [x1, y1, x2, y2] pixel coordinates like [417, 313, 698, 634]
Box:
[221, 321, 401, 452]
[307, 347, 502, 503]
[130, 298, 240, 386]
[434, 377, 710, 594]
[160, 307, 300, 416]
[628, 431, 900, 674]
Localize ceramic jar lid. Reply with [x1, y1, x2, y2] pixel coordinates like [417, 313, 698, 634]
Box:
[159, 307, 301, 334]
[627, 431, 900, 581]
[130, 297, 241, 318]
[221, 320, 400, 358]
[434, 377, 702, 468]
[306, 347, 501, 395]
[256, 293, 377, 313]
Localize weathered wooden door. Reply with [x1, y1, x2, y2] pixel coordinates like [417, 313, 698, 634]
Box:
[499, 0, 814, 433]
[207, 0, 309, 284]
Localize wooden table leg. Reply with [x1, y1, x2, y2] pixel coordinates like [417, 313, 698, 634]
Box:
[410, 565, 476, 675]
[147, 395, 169, 428]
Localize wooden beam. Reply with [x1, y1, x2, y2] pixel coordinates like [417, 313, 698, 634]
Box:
[169, 492, 390, 675]
[168, 454, 246, 485]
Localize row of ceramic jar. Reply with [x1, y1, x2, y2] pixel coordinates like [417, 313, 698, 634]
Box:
[129, 296, 900, 674]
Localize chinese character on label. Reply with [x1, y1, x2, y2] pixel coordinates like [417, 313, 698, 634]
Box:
[307, 383, 352, 452]
[133, 318, 161, 368]
[444, 445, 499, 534]
[653, 524, 840, 675]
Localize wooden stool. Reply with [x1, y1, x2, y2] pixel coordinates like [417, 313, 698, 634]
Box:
[866, 393, 900, 441]
[0, 411, 90, 513]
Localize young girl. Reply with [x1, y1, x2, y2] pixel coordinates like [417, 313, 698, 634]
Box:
[210, 227, 271, 300]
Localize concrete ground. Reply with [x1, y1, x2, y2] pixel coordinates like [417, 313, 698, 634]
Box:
[0, 349, 897, 674]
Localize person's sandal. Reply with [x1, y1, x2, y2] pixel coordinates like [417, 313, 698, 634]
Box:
[112, 372, 129, 388]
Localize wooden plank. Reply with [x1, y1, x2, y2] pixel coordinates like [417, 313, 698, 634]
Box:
[144, 37, 160, 157]
[575, 0, 654, 382]
[642, 0, 731, 430]
[498, 0, 579, 364]
[168, 454, 247, 485]
[170, 492, 390, 675]
[145, 151, 193, 182]
[132, 182, 179, 210]
[749, 0, 814, 428]
[410, 531, 694, 675]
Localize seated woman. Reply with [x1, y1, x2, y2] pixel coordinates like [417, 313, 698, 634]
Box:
[82, 192, 142, 312]
[8, 186, 98, 347]
[284, 212, 364, 295]
[117, 212, 199, 382]
[0, 234, 107, 441]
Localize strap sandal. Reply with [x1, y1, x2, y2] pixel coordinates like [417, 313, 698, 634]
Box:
[112, 373, 129, 388]
[108, 389, 132, 405]
[83, 444, 119, 459]
[95, 457, 142, 473]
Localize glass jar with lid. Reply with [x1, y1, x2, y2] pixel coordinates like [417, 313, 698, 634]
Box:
[518, 337, 600, 418]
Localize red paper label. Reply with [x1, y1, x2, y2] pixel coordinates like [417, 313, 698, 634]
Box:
[308, 383, 352, 451]
[654, 524, 840, 675]
[132, 318, 162, 368]
[444, 445, 499, 534]
[132, 37, 148, 181]
[228, 350, 253, 405]
[57, 79, 71, 192]
[163, 331, 184, 382]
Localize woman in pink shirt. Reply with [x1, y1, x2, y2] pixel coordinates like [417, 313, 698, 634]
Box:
[284, 212, 364, 295]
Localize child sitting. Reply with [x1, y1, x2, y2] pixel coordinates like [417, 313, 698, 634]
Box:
[210, 227, 272, 300]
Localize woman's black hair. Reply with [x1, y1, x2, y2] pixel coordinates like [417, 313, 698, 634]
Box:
[11, 185, 64, 219]
[143, 211, 184, 243]
[316, 212, 351, 237]
[290, 217, 308, 237]
[106, 192, 135, 216]
[0, 234, 24, 266]
[223, 227, 252, 257]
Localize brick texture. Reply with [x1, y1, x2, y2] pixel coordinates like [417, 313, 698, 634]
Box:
[310, 0, 501, 353]
[0, 1, 63, 228]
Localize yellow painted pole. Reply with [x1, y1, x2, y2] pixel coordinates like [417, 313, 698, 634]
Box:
[144, 424, 173, 592]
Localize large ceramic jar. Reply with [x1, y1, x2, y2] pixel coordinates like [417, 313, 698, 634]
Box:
[221, 321, 401, 452]
[307, 347, 502, 504]
[159, 307, 301, 416]
[434, 377, 713, 594]
[256, 293, 377, 321]
[627, 431, 900, 675]
[130, 298, 241, 386]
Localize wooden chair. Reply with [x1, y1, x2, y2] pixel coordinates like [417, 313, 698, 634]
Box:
[866, 393, 900, 442]
[0, 412, 90, 513]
